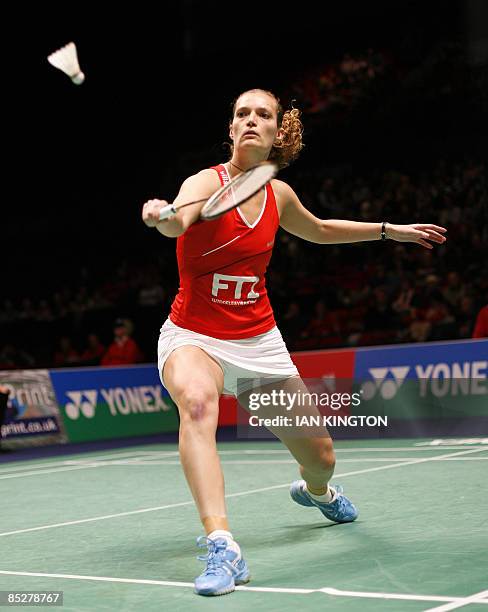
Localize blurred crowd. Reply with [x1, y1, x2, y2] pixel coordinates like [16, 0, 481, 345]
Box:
[1, 156, 486, 369]
[0, 267, 163, 369]
[272, 158, 486, 350]
[286, 48, 390, 116]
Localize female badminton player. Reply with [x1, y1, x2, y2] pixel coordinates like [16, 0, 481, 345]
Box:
[141, 88, 447, 596]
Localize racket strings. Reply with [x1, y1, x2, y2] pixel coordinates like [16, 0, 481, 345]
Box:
[201, 163, 277, 220]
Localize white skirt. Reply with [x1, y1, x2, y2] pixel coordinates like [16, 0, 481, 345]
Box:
[157, 318, 299, 396]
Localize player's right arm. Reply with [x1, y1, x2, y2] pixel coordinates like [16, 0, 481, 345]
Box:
[142, 169, 220, 238]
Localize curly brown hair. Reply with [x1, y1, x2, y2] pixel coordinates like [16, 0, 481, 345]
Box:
[229, 89, 304, 169]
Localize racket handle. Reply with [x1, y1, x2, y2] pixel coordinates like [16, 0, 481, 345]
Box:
[158, 204, 177, 221]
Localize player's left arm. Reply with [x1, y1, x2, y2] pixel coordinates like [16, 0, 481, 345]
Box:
[276, 180, 447, 249]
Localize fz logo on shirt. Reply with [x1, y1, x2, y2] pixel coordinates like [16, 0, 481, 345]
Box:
[212, 274, 260, 299]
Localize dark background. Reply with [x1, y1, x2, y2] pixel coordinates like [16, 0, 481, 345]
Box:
[3, 0, 487, 365]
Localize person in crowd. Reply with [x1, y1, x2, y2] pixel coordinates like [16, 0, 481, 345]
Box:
[101, 319, 144, 366]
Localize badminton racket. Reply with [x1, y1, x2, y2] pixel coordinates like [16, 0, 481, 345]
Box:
[158, 162, 278, 222]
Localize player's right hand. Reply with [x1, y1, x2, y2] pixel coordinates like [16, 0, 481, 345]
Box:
[142, 199, 169, 227]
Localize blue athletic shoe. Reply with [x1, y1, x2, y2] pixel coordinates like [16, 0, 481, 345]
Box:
[194, 536, 250, 596]
[290, 480, 358, 523]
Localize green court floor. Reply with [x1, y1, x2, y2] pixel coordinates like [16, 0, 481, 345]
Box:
[1, 438, 487, 611]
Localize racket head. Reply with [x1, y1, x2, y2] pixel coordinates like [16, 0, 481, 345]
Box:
[200, 162, 278, 221]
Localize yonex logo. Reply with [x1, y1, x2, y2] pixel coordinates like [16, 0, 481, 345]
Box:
[361, 361, 487, 400]
[64, 386, 171, 419]
[65, 390, 97, 420]
[361, 367, 410, 400]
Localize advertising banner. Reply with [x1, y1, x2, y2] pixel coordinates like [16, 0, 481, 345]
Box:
[50, 365, 179, 443]
[0, 369, 66, 448]
[291, 348, 356, 380]
[3, 339, 484, 446]
[353, 339, 488, 435]
[219, 340, 487, 437]
[218, 348, 356, 428]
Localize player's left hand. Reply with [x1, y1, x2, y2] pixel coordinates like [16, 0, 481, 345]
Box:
[387, 224, 447, 249]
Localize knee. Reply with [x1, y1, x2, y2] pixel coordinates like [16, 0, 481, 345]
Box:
[177, 387, 218, 425]
[308, 441, 336, 472]
[320, 446, 336, 471]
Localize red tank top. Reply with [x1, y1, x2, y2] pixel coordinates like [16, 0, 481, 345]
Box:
[169, 163, 278, 339]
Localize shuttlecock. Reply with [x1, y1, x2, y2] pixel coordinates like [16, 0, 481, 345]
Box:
[47, 42, 85, 85]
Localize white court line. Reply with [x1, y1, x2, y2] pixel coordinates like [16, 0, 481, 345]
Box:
[64, 451, 179, 463]
[0, 570, 487, 605]
[67, 449, 488, 470]
[64, 452, 180, 465]
[128, 450, 178, 454]
[0, 463, 109, 481]
[91, 456, 488, 466]
[431, 457, 488, 460]
[332, 446, 488, 452]
[0, 458, 187, 480]
[0, 484, 289, 537]
[1, 446, 486, 478]
[415, 440, 488, 447]
[0, 450, 179, 474]
[424, 589, 488, 611]
[0, 454, 181, 480]
[192, 447, 488, 453]
[0, 570, 191, 589]
[0, 446, 484, 538]
[137, 447, 488, 459]
[136, 446, 488, 454]
[3, 446, 487, 480]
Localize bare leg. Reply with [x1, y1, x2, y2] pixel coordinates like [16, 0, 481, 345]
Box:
[239, 376, 336, 492]
[163, 346, 228, 534]
[284, 436, 335, 493]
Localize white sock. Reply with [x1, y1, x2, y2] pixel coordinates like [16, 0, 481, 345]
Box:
[306, 484, 336, 504]
[207, 530, 241, 557]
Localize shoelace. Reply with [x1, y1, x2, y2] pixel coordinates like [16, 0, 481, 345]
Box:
[326, 494, 353, 519]
[332, 495, 347, 512]
[196, 536, 236, 576]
